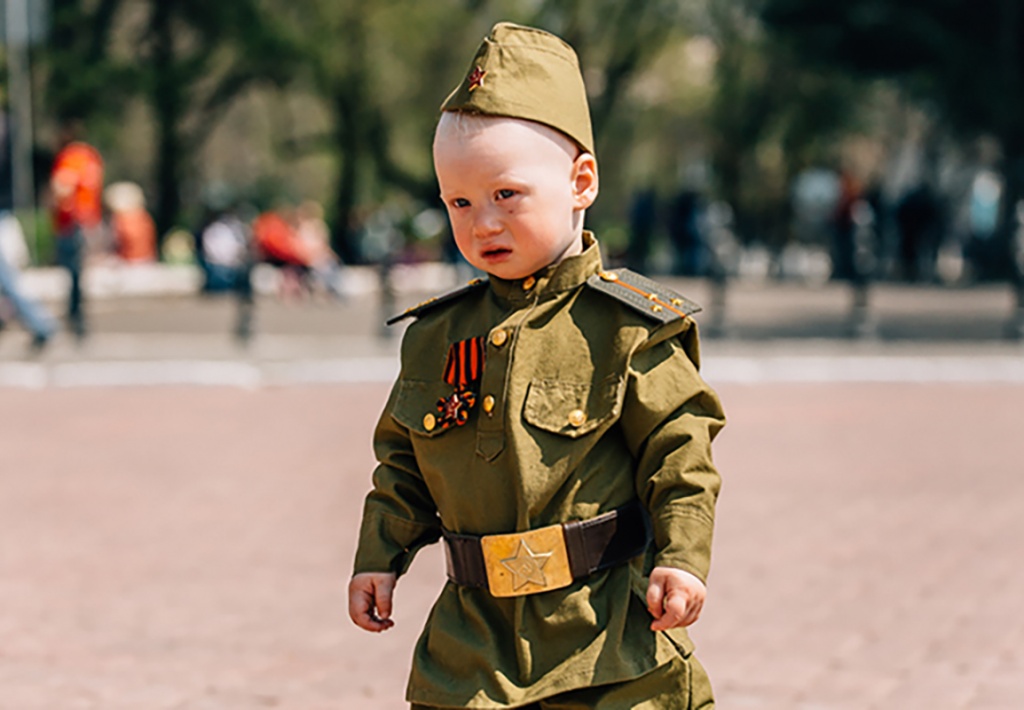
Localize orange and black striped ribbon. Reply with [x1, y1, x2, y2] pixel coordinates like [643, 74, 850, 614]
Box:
[443, 336, 485, 389]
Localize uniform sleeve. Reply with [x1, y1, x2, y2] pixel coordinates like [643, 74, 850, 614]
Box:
[619, 319, 725, 583]
[352, 379, 441, 577]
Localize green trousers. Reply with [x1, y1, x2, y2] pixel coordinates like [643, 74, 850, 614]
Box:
[411, 653, 714, 710]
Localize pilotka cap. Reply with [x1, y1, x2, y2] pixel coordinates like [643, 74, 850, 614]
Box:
[441, 22, 595, 155]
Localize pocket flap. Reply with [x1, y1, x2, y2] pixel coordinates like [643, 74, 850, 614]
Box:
[523, 376, 623, 438]
[391, 379, 457, 438]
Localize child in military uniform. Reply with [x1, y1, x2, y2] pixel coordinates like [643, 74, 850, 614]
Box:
[349, 22, 724, 709]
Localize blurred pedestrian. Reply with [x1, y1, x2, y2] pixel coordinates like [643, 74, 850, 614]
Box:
[196, 200, 254, 341]
[895, 183, 941, 282]
[198, 206, 250, 293]
[49, 121, 103, 338]
[252, 207, 310, 300]
[104, 182, 157, 263]
[296, 200, 344, 299]
[964, 170, 1006, 281]
[626, 187, 657, 273]
[0, 212, 55, 351]
[831, 169, 861, 282]
[667, 188, 705, 276]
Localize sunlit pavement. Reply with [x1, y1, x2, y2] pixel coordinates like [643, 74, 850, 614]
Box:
[1, 277, 1023, 708]
[1, 383, 1021, 709]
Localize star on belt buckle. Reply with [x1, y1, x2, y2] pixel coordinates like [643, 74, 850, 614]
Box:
[479, 524, 574, 597]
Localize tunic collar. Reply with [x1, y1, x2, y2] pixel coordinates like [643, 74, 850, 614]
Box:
[488, 231, 602, 306]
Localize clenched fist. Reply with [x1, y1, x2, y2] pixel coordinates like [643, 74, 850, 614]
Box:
[349, 572, 398, 632]
[646, 567, 706, 631]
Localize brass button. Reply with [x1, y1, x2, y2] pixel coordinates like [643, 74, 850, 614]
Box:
[567, 409, 587, 427]
[670, 298, 683, 306]
[651, 305, 663, 313]
[490, 329, 508, 347]
[646, 292, 658, 301]
[423, 413, 436, 431]
[522, 276, 537, 290]
[599, 271, 618, 282]
[482, 395, 496, 414]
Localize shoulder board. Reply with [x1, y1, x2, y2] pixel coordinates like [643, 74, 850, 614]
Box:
[585, 269, 701, 324]
[386, 277, 489, 326]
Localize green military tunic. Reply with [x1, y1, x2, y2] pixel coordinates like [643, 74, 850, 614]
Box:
[354, 233, 725, 708]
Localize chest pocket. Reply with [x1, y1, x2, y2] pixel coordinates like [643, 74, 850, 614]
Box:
[391, 379, 462, 438]
[522, 375, 624, 438]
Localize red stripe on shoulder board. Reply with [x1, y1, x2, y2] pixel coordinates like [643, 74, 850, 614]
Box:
[610, 279, 690, 318]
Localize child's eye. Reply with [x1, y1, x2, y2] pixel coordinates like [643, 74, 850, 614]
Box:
[452, 198, 470, 208]
[496, 189, 516, 200]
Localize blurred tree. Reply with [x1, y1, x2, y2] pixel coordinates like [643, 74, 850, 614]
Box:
[528, 0, 688, 148]
[135, 0, 300, 235]
[704, 0, 865, 250]
[45, 0, 129, 122]
[270, 1, 493, 261]
[528, 0, 695, 234]
[272, 0, 694, 260]
[43, 0, 886, 264]
[762, 0, 1024, 279]
[42, 0, 300, 235]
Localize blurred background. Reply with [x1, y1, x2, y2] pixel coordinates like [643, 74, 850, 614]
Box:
[2, 2, 1023, 709]
[2, 0, 1023, 308]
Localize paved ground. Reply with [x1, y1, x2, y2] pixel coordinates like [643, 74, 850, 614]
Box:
[1, 273, 1022, 708]
[700, 384, 1024, 710]
[1, 382, 1022, 709]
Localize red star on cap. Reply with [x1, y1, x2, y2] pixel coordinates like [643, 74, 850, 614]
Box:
[467, 66, 487, 92]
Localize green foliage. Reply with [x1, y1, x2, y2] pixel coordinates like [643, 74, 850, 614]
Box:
[762, 0, 1024, 147]
[705, 0, 866, 245]
[33, 0, 917, 257]
[261, 0, 696, 252]
[38, 0, 305, 233]
[763, 0, 1024, 271]
[44, 0, 131, 122]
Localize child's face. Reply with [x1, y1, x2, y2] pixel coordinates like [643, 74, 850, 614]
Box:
[433, 114, 598, 280]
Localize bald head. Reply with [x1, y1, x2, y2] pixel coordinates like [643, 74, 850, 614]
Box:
[434, 113, 580, 165]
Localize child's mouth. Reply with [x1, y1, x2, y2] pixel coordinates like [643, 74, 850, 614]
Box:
[481, 247, 512, 261]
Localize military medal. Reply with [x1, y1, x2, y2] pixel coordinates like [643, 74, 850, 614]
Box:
[438, 390, 477, 427]
[437, 336, 485, 428]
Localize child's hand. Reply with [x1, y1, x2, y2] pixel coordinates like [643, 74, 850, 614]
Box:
[646, 567, 706, 631]
[348, 572, 397, 632]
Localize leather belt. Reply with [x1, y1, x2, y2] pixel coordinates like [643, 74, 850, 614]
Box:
[441, 500, 651, 597]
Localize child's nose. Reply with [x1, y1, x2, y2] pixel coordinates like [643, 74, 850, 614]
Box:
[472, 207, 503, 239]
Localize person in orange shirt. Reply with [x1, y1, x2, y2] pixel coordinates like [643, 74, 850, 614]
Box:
[253, 207, 311, 299]
[50, 122, 103, 338]
[105, 182, 157, 263]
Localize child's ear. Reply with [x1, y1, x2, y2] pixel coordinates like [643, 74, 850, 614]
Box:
[571, 153, 599, 210]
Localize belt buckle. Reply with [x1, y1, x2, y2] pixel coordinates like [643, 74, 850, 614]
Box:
[479, 523, 574, 597]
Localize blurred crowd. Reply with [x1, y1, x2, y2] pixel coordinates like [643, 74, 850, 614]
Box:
[187, 197, 344, 301]
[0, 124, 347, 351]
[3, 118, 1024, 352]
[624, 165, 1024, 288]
